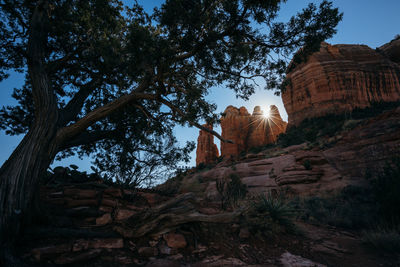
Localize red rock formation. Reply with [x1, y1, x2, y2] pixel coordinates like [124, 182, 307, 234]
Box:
[220, 106, 251, 158]
[196, 124, 219, 166]
[379, 38, 400, 63]
[196, 105, 286, 162]
[202, 107, 400, 198]
[282, 41, 400, 126]
[220, 105, 287, 158]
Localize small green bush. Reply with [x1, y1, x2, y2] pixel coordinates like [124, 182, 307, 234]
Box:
[362, 226, 400, 253]
[248, 143, 276, 154]
[217, 174, 247, 209]
[155, 173, 184, 196]
[277, 101, 400, 148]
[369, 157, 400, 223]
[197, 162, 207, 170]
[303, 160, 312, 170]
[297, 186, 377, 229]
[245, 192, 297, 234]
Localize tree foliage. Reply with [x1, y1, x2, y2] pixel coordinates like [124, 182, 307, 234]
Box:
[0, 0, 342, 185]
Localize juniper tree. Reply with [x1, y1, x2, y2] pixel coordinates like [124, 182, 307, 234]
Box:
[0, 0, 341, 246]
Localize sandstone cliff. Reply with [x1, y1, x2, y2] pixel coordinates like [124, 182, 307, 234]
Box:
[379, 38, 400, 63]
[282, 41, 400, 126]
[196, 105, 287, 164]
[194, 106, 400, 197]
[195, 124, 219, 165]
[219, 105, 287, 158]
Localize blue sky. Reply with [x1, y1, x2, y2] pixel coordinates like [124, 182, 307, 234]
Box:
[1, 0, 399, 171]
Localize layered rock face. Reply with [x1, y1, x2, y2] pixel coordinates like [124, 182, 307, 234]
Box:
[379, 38, 400, 63]
[196, 124, 219, 165]
[220, 105, 287, 158]
[196, 107, 400, 198]
[219, 106, 252, 158]
[195, 105, 287, 164]
[282, 41, 400, 126]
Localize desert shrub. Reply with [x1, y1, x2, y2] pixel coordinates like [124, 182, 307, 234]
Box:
[155, 173, 184, 196]
[351, 101, 400, 120]
[245, 192, 297, 234]
[342, 119, 361, 130]
[248, 143, 276, 154]
[303, 160, 312, 170]
[362, 226, 400, 253]
[297, 185, 377, 229]
[277, 127, 305, 147]
[179, 176, 205, 193]
[44, 165, 100, 185]
[227, 174, 247, 206]
[277, 101, 400, 148]
[299, 157, 400, 230]
[216, 178, 227, 209]
[369, 157, 400, 224]
[217, 174, 247, 209]
[197, 162, 207, 170]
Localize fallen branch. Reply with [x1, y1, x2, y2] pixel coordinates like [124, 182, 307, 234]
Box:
[114, 193, 241, 238]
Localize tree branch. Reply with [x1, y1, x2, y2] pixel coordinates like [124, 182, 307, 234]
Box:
[59, 78, 102, 125]
[55, 81, 151, 143]
[156, 98, 233, 144]
[60, 130, 117, 150]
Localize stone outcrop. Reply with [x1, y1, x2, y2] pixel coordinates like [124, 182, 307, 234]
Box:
[196, 124, 219, 165]
[194, 107, 400, 197]
[379, 38, 400, 63]
[220, 106, 253, 158]
[220, 105, 287, 158]
[16, 107, 400, 267]
[282, 41, 400, 126]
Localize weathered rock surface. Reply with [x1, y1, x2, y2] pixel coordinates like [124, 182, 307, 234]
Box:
[163, 233, 187, 249]
[220, 105, 287, 158]
[196, 107, 400, 198]
[196, 124, 219, 165]
[379, 38, 400, 63]
[17, 108, 400, 267]
[282, 41, 400, 126]
[280, 252, 326, 267]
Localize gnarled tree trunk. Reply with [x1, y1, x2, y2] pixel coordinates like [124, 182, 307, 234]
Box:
[0, 0, 60, 249]
[0, 118, 59, 244]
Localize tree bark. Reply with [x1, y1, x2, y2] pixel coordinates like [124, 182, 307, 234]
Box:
[114, 193, 241, 238]
[0, 0, 60, 248]
[0, 118, 58, 241]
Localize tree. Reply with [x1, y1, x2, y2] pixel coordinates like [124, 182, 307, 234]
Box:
[0, 0, 342, 246]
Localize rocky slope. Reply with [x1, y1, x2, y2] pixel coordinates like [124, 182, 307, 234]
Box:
[16, 106, 400, 266]
[192, 106, 400, 199]
[282, 40, 400, 126]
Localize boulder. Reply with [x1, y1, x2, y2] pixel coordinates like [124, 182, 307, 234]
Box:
[96, 213, 112, 225]
[163, 233, 187, 249]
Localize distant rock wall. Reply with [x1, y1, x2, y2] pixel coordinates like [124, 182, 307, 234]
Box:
[220, 105, 287, 159]
[282, 41, 400, 126]
[196, 105, 287, 165]
[379, 38, 400, 63]
[198, 107, 400, 198]
[196, 124, 219, 166]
